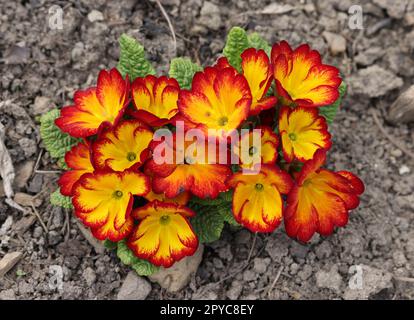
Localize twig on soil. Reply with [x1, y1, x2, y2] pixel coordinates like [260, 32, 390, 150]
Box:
[155, 0, 177, 55]
[253, 265, 284, 294]
[370, 108, 414, 160]
[0, 123, 15, 199]
[266, 265, 283, 297]
[394, 276, 414, 283]
[34, 170, 62, 174]
[4, 198, 25, 213]
[30, 203, 49, 233]
[32, 187, 50, 201]
[62, 208, 71, 242]
[33, 149, 43, 174]
[247, 233, 257, 263]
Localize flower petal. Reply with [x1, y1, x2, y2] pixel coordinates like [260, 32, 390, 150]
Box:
[279, 106, 331, 162]
[178, 66, 252, 137]
[128, 201, 198, 268]
[271, 41, 341, 107]
[284, 150, 364, 242]
[92, 120, 153, 172]
[132, 75, 180, 125]
[152, 164, 231, 199]
[55, 69, 128, 138]
[241, 48, 276, 115]
[73, 170, 149, 241]
[227, 165, 293, 232]
[58, 142, 94, 196]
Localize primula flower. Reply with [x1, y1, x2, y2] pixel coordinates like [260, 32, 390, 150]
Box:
[128, 201, 198, 267]
[56, 68, 129, 138]
[92, 120, 153, 172]
[178, 65, 252, 138]
[284, 150, 364, 242]
[73, 170, 150, 241]
[145, 135, 231, 199]
[233, 125, 278, 171]
[58, 142, 94, 196]
[227, 165, 293, 232]
[144, 186, 190, 206]
[271, 41, 341, 107]
[241, 48, 277, 115]
[131, 75, 180, 126]
[279, 106, 331, 163]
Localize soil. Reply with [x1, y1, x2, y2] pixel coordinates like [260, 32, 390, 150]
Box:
[1, 0, 414, 300]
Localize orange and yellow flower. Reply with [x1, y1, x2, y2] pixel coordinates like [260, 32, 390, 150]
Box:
[227, 165, 293, 232]
[241, 48, 277, 115]
[145, 135, 231, 199]
[279, 106, 331, 162]
[55, 68, 129, 138]
[284, 150, 364, 242]
[73, 170, 150, 241]
[233, 125, 278, 171]
[178, 65, 252, 138]
[128, 201, 198, 267]
[144, 185, 191, 206]
[92, 119, 153, 172]
[271, 41, 341, 107]
[131, 75, 180, 126]
[58, 142, 94, 196]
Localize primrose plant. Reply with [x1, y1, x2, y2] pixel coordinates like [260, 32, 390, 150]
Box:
[41, 27, 364, 275]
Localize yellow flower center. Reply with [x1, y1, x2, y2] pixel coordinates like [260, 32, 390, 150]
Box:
[127, 152, 137, 162]
[113, 190, 123, 199]
[218, 116, 228, 127]
[288, 132, 297, 141]
[249, 146, 257, 155]
[255, 183, 264, 191]
[159, 215, 171, 225]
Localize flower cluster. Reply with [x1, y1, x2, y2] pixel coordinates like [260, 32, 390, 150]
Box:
[55, 41, 364, 268]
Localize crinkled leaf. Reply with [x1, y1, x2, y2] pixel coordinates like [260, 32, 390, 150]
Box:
[218, 190, 233, 203]
[191, 205, 225, 243]
[189, 191, 233, 207]
[40, 109, 79, 159]
[248, 32, 271, 56]
[117, 34, 155, 80]
[169, 57, 202, 89]
[57, 157, 69, 170]
[50, 188, 73, 209]
[217, 205, 240, 227]
[319, 81, 347, 124]
[223, 26, 249, 72]
[131, 259, 159, 276]
[190, 196, 225, 206]
[117, 240, 158, 276]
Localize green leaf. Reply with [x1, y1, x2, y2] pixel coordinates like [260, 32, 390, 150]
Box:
[116, 240, 158, 276]
[217, 205, 240, 227]
[319, 81, 347, 124]
[191, 206, 225, 243]
[223, 27, 249, 72]
[247, 32, 271, 56]
[218, 190, 233, 203]
[40, 109, 79, 159]
[50, 189, 73, 209]
[169, 57, 202, 90]
[131, 259, 159, 276]
[117, 34, 155, 80]
[57, 157, 69, 170]
[189, 196, 225, 206]
[103, 240, 117, 250]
